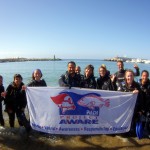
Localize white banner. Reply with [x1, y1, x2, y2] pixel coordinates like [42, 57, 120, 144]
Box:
[26, 87, 137, 135]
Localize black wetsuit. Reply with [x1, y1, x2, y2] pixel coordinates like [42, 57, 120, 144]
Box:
[114, 68, 140, 88]
[81, 75, 96, 89]
[138, 79, 150, 114]
[118, 81, 143, 111]
[0, 85, 4, 126]
[5, 82, 30, 132]
[28, 79, 47, 87]
[59, 71, 82, 88]
[117, 80, 143, 133]
[97, 75, 116, 91]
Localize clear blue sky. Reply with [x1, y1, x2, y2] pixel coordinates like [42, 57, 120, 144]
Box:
[0, 0, 150, 59]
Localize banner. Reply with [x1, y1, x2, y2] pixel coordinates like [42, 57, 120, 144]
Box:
[26, 87, 137, 135]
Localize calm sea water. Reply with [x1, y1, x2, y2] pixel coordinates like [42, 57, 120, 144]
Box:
[0, 59, 150, 89]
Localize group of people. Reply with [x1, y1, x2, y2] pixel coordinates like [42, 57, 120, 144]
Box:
[59, 60, 150, 136]
[0, 69, 46, 134]
[0, 60, 150, 138]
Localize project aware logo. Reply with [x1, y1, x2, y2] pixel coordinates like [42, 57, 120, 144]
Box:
[51, 91, 110, 116]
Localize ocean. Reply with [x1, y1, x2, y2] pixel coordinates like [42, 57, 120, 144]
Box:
[0, 59, 150, 89]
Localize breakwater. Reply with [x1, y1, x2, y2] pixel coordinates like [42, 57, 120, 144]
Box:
[0, 57, 61, 63]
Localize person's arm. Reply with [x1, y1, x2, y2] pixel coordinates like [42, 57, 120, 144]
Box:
[3, 84, 13, 106]
[58, 74, 69, 87]
[110, 80, 117, 91]
[0, 86, 5, 101]
[27, 80, 34, 87]
[21, 94, 27, 110]
[96, 78, 100, 89]
[89, 77, 96, 89]
[133, 64, 140, 76]
[110, 75, 117, 91]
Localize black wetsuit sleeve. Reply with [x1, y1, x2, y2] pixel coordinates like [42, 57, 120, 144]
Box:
[21, 92, 27, 108]
[134, 68, 140, 76]
[92, 78, 97, 89]
[27, 81, 34, 87]
[111, 80, 117, 91]
[0, 86, 4, 102]
[88, 78, 97, 89]
[58, 74, 69, 87]
[41, 79, 47, 86]
[96, 78, 100, 89]
[134, 83, 144, 113]
[5, 84, 13, 106]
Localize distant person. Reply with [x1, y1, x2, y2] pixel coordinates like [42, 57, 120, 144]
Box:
[97, 66, 116, 90]
[112, 60, 140, 88]
[0, 75, 5, 128]
[27, 69, 47, 87]
[81, 64, 96, 89]
[59, 61, 82, 87]
[1, 74, 31, 133]
[75, 65, 84, 80]
[75, 66, 81, 74]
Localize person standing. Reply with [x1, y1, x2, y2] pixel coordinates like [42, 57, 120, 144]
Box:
[113, 60, 140, 89]
[2, 74, 30, 133]
[138, 70, 150, 136]
[117, 69, 143, 135]
[27, 69, 47, 87]
[59, 61, 82, 88]
[22, 69, 47, 135]
[0, 75, 5, 128]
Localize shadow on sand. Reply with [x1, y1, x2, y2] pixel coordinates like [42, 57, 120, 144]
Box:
[0, 132, 150, 150]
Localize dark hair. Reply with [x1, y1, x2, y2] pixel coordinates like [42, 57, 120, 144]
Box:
[14, 74, 23, 81]
[67, 61, 76, 67]
[75, 66, 81, 72]
[117, 60, 124, 64]
[32, 69, 43, 80]
[141, 70, 149, 77]
[0, 75, 3, 79]
[85, 64, 94, 76]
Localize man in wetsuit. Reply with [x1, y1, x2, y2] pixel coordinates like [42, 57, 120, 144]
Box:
[112, 60, 140, 89]
[58, 61, 82, 88]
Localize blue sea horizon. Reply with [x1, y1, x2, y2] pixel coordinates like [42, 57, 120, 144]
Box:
[0, 59, 150, 88]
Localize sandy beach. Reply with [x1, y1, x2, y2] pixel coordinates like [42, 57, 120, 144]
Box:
[0, 129, 150, 150]
[0, 112, 150, 150]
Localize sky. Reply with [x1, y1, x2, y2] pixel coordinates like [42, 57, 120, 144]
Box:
[0, 0, 150, 59]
